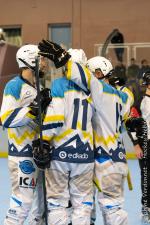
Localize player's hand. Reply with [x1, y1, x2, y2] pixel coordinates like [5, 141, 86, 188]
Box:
[32, 139, 52, 169]
[38, 40, 71, 68]
[134, 144, 143, 159]
[29, 88, 52, 116]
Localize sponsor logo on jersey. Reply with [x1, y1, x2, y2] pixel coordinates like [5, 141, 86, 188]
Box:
[8, 209, 17, 216]
[24, 91, 32, 99]
[118, 152, 125, 160]
[19, 160, 35, 174]
[59, 151, 67, 159]
[59, 151, 88, 159]
[19, 177, 37, 189]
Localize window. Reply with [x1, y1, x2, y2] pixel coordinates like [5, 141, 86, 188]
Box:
[44, 24, 72, 88]
[1, 27, 22, 47]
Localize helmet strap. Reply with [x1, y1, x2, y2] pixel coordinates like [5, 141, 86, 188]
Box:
[18, 58, 35, 72]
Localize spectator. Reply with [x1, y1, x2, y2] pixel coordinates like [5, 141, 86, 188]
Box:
[127, 58, 140, 80]
[114, 61, 127, 81]
[111, 28, 124, 62]
[139, 59, 150, 79]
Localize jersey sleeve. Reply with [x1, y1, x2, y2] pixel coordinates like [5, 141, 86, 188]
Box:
[141, 97, 150, 121]
[42, 80, 65, 142]
[0, 83, 36, 128]
[66, 60, 103, 111]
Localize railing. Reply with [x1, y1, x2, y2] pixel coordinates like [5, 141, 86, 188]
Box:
[94, 43, 150, 66]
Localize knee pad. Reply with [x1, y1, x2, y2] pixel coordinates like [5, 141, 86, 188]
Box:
[103, 208, 128, 225]
[28, 216, 45, 225]
[72, 204, 92, 225]
[48, 207, 68, 225]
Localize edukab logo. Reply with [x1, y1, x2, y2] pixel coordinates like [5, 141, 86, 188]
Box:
[59, 151, 88, 160]
[59, 151, 67, 159]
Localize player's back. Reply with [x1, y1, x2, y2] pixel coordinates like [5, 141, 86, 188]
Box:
[65, 62, 130, 162]
[43, 77, 94, 163]
[91, 81, 129, 162]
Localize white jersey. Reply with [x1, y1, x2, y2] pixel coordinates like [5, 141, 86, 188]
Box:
[117, 86, 134, 108]
[65, 61, 130, 163]
[0, 75, 39, 157]
[140, 94, 150, 139]
[43, 77, 94, 163]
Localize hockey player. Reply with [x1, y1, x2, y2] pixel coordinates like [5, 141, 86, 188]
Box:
[0, 44, 51, 225]
[37, 41, 130, 225]
[86, 57, 133, 225]
[33, 47, 94, 225]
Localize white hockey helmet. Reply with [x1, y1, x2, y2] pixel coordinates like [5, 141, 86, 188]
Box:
[68, 48, 87, 65]
[16, 44, 39, 69]
[87, 56, 113, 76]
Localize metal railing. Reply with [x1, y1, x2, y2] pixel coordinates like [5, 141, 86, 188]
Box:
[94, 42, 150, 66]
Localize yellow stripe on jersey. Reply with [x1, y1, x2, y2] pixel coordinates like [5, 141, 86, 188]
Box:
[1, 110, 13, 123]
[77, 122, 93, 145]
[87, 96, 92, 104]
[83, 66, 91, 90]
[82, 131, 93, 146]
[44, 115, 65, 123]
[8, 129, 37, 145]
[26, 111, 36, 120]
[53, 129, 73, 142]
[93, 130, 119, 147]
[43, 135, 53, 142]
[123, 112, 130, 121]
[66, 60, 72, 80]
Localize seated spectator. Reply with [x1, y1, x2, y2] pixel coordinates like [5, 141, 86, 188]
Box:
[127, 58, 140, 80]
[114, 61, 126, 81]
[139, 59, 150, 79]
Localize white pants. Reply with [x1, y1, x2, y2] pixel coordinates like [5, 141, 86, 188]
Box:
[46, 160, 94, 225]
[4, 156, 44, 225]
[94, 158, 128, 225]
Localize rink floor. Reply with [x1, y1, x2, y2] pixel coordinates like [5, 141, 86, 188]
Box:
[0, 158, 148, 225]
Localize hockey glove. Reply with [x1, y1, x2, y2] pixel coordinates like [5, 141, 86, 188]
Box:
[29, 88, 52, 116]
[38, 40, 71, 68]
[32, 139, 52, 169]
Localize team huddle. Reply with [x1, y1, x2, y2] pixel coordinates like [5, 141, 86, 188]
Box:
[0, 40, 149, 225]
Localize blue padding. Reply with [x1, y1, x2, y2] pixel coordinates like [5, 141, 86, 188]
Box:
[95, 156, 111, 163]
[82, 201, 93, 206]
[51, 77, 83, 98]
[11, 196, 22, 206]
[4, 76, 24, 100]
[101, 81, 128, 104]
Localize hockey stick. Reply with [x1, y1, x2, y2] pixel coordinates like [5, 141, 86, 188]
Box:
[127, 169, 133, 191]
[35, 56, 48, 225]
[101, 29, 118, 57]
[93, 176, 102, 192]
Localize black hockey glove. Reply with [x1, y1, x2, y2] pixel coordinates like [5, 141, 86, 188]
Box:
[29, 88, 52, 116]
[38, 40, 71, 68]
[125, 117, 148, 147]
[32, 139, 52, 169]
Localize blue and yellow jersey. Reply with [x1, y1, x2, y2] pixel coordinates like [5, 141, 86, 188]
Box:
[66, 61, 131, 163]
[117, 86, 134, 109]
[43, 77, 94, 163]
[0, 76, 39, 157]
